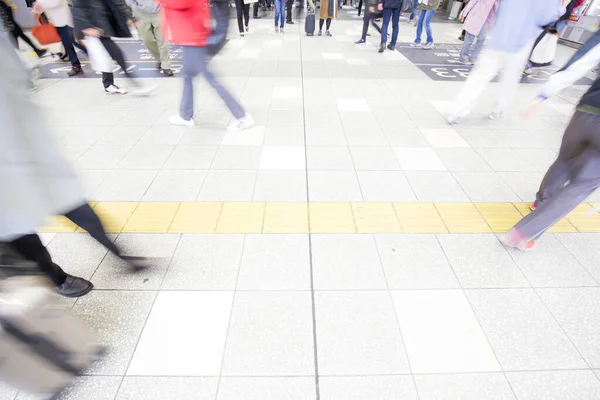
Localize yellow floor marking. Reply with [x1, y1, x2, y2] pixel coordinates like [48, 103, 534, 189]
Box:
[352, 203, 402, 233]
[309, 203, 356, 233]
[435, 203, 491, 233]
[263, 203, 309, 233]
[475, 203, 521, 233]
[37, 202, 600, 234]
[169, 202, 223, 233]
[91, 202, 138, 233]
[123, 202, 180, 233]
[393, 203, 448, 233]
[216, 202, 265, 233]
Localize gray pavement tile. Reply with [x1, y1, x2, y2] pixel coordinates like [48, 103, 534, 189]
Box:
[312, 235, 387, 290]
[217, 378, 316, 400]
[0, 383, 17, 400]
[476, 148, 534, 172]
[116, 377, 218, 400]
[320, 376, 418, 400]
[71, 290, 157, 375]
[434, 148, 492, 172]
[79, 169, 111, 198]
[163, 146, 218, 170]
[515, 149, 557, 173]
[507, 235, 598, 288]
[142, 170, 206, 201]
[406, 172, 470, 202]
[490, 129, 546, 149]
[307, 146, 354, 170]
[307, 171, 363, 201]
[127, 291, 233, 376]
[381, 127, 430, 147]
[180, 128, 225, 146]
[414, 373, 516, 400]
[16, 376, 122, 400]
[74, 145, 131, 170]
[221, 291, 314, 376]
[452, 172, 520, 202]
[161, 234, 244, 290]
[497, 172, 544, 202]
[95, 125, 148, 146]
[316, 291, 411, 375]
[555, 233, 600, 282]
[305, 126, 347, 146]
[344, 127, 389, 146]
[437, 235, 529, 288]
[48, 233, 109, 280]
[538, 288, 600, 368]
[115, 146, 174, 170]
[197, 170, 257, 201]
[375, 234, 460, 289]
[253, 170, 308, 201]
[507, 370, 600, 400]
[211, 146, 263, 170]
[91, 170, 158, 201]
[466, 289, 588, 371]
[392, 290, 500, 374]
[137, 125, 187, 146]
[357, 171, 417, 201]
[237, 234, 311, 290]
[350, 146, 402, 171]
[456, 128, 509, 148]
[264, 126, 305, 146]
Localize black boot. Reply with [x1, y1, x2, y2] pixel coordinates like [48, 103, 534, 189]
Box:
[378, 44, 385, 53]
[36, 48, 48, 58]
[57, 274, 93, 298]
[387, 44, 395, 50]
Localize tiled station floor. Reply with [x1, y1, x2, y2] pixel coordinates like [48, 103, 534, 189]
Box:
[4, 12, 600, 400]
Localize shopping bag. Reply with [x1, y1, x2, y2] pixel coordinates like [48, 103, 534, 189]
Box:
[530, 32, 558, 67]
[84, 36, 114, 73]
[31, 14, 60, 45]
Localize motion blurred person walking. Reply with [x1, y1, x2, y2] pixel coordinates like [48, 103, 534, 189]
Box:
[409, 0, 440, 49]
[71, 0, 155, 94]
[318, 0, 336, 36]
[234, 0, 251, 36]
[273, 0, 284, 32]
[457, 0, 497, 65]
[127, 0, 173, 75]
[0, 0, 48, 56]
[161, 0, 254, 130]
[354, 0, 381, 44]
[503, 30, 600, 250]
[447, 0, 567, 123]
[33, 0, 86, 76]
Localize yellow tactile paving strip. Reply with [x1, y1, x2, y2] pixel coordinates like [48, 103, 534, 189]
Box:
[37, 202, 600, 234]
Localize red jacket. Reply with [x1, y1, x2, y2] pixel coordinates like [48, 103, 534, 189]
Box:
[159, 0, 210, 46]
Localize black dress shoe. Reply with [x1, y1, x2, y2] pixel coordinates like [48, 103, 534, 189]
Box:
[162, 68, 174, 76]
[67, 66, 83, 76]
[254, 15, 262, 18]
[287, 20, 294, 24]
[378, 44, 385, 53]
[36, 48, 48, 58]
[57, 274, 93, 298]
[387, 44, 395, 50]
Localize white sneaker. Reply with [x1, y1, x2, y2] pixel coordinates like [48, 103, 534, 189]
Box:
[447, 115, 461, 125]
[489, 110, 504, 120]
[169, 115, 195, 127]
[131, 84, 157, 97]
[105, 85, 127, 95]
[227, 113, 254, 132]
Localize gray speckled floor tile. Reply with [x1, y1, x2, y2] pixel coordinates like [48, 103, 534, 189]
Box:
[414, 373, 516, 400]
[320, 376, 418, 400]
[116, 377, 218, 400]
[507, 370, 600, 400]
[217, 377, 316, 400]
[48, 233, 109, 280]
[16, 376, 122, 400]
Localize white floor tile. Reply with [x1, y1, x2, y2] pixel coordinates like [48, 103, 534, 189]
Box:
[391, 290, 501, 374]
[259, 146, 306, 170]
[421, 129, 470, 148]
[127, 291, 234, 376]
[393, 147, 448, 171]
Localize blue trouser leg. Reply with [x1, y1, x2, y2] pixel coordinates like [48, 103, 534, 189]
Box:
[410, 0, 417, 19]
[381, 8, 391, 44]
[424, 9, 435, 43]
[460, 32, 475, 62]
[55, 25, 80, 68]
[414, 10, 425, 44]
[390, 7, 399, 47]
[471, 26, 487, 61]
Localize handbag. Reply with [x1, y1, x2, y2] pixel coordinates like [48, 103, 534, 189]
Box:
[84, 36, 114, 73]
[530, 32, 558, 67]
[31, 14, 61, 45]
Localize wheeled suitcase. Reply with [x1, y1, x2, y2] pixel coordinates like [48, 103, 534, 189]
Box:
[0, 248, 103, 397]
[305, 11, 315, 36]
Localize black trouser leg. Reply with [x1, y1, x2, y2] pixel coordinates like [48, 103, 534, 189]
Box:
[253, 2, 259, 17]
[12, 25, 41, 52]
[100, 37, 136, 87]
[244, 3, 250, 26]
[10, 234, 67, 286]
[102, 72, 114, 88]
[286, 0, 293, 21]
[326, 17, 331, 30]
[235, 0, 245, 32]
[361, 12, 371, 40]
[64, 203, 121, 256]
[357, 0, 362, 15]
[319, 18, 324, 30]
[56, 25, 80, 67]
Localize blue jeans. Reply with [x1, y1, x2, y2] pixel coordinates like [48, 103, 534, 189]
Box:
[460, 28, 486, 62]
[55, 25, 85, 67]
[414, 9, 435, 44]
[274, 0, 285, 28]
[381, 8, 400, 47]
[409, 0, 417, 20]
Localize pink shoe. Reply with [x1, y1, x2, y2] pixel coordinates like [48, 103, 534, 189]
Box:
[500, 228, 536, 251]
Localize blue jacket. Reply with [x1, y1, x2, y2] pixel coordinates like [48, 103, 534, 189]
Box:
[488, 0, 565, 53]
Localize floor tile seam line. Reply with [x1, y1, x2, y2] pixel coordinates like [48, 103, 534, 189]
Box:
[371, 234, 421, 399]
[432, 233, 517, 396]
[214, 234, 250, 397]
[299, 28, 321, 400]
[164, 202, 184, 234]
[531, 285, 595, 371]
[553, 234, 600, 286]
[155, 234, 183, 292]
[112, 290, 160, 397]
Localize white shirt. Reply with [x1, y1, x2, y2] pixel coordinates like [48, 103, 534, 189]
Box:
[37, 0, 74, 28]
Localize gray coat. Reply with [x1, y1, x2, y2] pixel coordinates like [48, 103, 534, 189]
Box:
[0, 32, 85, 241]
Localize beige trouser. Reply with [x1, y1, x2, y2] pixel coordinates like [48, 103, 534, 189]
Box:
[133, 7, 171, 69]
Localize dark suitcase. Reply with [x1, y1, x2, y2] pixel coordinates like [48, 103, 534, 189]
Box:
[305, 11, 315, 36]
